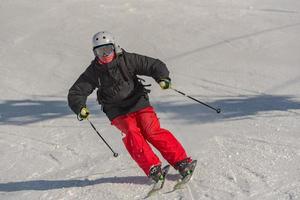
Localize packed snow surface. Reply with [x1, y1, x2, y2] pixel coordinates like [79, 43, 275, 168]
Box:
[0, 0, 299, 199]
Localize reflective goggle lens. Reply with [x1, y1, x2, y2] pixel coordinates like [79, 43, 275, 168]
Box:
[94, 44, 114, 57]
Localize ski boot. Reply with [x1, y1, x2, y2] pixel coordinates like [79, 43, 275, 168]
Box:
[175, 157, 195, 179]
[149, 165, 164, 183]
[166, 158, 197, 193]
[145, 164, 170, 198]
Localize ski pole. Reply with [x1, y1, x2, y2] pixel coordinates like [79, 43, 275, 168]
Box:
[87, 118, 119, 157]
[171, 87, 221, 114]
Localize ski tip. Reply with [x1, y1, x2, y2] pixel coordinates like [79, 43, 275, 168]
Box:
[191, 160, 197, 166]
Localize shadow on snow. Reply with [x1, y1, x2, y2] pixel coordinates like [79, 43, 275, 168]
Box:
[0, 99, 100, 125]
[156, 94, 300, 123]
[0, 94, 299, 125]
[0, 176, 148, 192]
[0, 174, 181, 192]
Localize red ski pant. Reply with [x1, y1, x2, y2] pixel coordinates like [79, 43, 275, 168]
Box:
[111, 106, 188, 176]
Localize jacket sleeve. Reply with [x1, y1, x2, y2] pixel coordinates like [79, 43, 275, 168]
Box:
[67, 63, 98, 115]
[128, 52, 170, 82]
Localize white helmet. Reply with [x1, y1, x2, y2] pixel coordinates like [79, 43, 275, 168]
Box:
[92, 31, 122, 55]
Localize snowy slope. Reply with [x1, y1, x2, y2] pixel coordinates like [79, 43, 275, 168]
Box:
[0, 0, 300, 199]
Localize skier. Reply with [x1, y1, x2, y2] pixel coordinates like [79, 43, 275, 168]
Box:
[68, 31, 194, 183]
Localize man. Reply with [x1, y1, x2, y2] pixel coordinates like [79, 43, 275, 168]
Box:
[68, 31, 193, 183]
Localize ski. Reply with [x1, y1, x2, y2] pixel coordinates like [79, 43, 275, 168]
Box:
[144, 164, 170, 199]
[166, 160, 197, 193]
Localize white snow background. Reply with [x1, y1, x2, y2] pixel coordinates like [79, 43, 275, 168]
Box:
[0, 0, 300, 199]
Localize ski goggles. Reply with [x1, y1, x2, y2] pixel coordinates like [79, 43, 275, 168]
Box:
[93, 44, 115, 57]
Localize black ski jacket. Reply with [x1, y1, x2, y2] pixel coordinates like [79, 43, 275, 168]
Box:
[68, 50, 170, 121]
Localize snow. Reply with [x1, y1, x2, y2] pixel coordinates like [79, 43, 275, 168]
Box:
[0, 0, 300, 199]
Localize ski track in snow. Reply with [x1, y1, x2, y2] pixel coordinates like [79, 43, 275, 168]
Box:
[1, 0, 300, 199]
